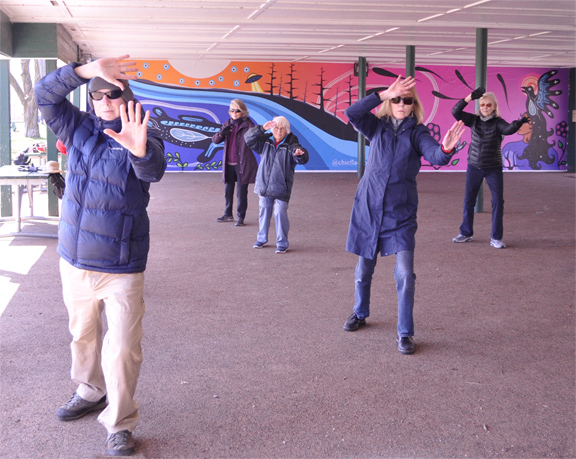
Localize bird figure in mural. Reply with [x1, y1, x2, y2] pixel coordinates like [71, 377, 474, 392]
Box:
[518, 69, 562, 169]
[521, 70, 561, 120]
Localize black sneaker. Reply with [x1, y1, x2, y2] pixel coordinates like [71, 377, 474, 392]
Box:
[105, 430, 135, 456]
[235, 218, 245, 226]
[57, 392, 107, 421]
[343, 312, 366, 331]
[216, 214, 234, 222]
[397, 336, 415, 355]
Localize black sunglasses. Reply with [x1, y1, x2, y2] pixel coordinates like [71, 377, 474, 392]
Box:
[228, 109, 242, 113]
[390, 96, 414, 105]
[89, 89, 123, 101]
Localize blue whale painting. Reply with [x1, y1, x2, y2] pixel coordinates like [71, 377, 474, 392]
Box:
[130, 80, 361, 172]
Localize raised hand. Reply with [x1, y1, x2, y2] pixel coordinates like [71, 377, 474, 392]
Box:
[104, 100, 150, 158]
[379, 75, 416, 101]
[519, 115, 531, 125]
[75, 55, 138, 91]
[470, 87, 486, 100]
[442, 120, 465, 152]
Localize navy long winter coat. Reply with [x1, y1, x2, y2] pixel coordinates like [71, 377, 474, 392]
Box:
[35, 63, 166, 274]
[345, 93, 454, 260]
[245, 125, 309, 202]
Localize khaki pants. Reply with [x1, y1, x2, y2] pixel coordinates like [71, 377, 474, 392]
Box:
[60, 258, 145, 433]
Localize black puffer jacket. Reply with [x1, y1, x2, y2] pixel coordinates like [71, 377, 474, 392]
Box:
[452, 99, 523, 169]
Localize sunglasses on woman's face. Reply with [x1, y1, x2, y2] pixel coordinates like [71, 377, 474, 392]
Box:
[390, 97, 414, 105]
[89, 89, 123, 101]
[480, 103, 493, 108]
[229, 109, 242, 113]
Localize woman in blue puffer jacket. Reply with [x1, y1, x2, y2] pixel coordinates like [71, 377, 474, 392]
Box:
[35, 55, 166, 456]
[342, 75, 464, 355]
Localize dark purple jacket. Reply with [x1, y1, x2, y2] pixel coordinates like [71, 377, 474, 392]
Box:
[212, 117, 257, 184]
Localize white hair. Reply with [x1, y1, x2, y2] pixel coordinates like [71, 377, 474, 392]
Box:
[273, 116, 291, 134]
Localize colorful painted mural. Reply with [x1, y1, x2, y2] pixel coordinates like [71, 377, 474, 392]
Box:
[131, 60, 569, 172]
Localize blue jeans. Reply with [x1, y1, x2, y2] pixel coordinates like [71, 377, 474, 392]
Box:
[257, 196, 289, 250]
[353, 250, 416, 337]
[460, 164, 504, 240]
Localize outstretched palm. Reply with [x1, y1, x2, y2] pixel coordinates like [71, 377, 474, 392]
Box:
[104, 100, 150, 158]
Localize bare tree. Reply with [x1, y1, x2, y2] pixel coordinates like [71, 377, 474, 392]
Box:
[312, 67, 327, 111]
[265, 62, 277, 96]
[9, 59, 41, 138]
[287, 63, 298, 101]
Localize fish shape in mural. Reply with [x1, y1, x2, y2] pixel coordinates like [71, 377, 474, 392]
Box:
[147, 107, 222, 148]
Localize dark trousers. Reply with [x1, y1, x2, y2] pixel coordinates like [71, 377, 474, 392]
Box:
[459, 164, 504, 240]
[224, 164, 249, 219]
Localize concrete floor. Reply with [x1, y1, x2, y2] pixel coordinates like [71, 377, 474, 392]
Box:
[0, 171, 574, 458]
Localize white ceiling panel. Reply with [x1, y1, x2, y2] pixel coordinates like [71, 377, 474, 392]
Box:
[1, 0, 574, 67]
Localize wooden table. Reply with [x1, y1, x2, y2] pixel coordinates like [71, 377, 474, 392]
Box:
[0, 165, 58, 238]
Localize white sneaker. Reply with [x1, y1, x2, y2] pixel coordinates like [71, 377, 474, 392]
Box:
[490, 238, 506, 249]
[453, 234, 472, 243]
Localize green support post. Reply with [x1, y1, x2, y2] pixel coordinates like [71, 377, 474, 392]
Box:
[356, 56, 367, 178]
[474, 28, 488, 213]
[45, 59, 59, 217]
[406, 46, 415, 78]
[0, 60, 12, 217]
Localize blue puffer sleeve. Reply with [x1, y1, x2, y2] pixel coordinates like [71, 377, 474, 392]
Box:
[35, 63, 89, 146]
[129, 132, 167, 183]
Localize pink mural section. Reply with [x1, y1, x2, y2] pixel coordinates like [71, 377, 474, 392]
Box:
[134, 60, 569, 172]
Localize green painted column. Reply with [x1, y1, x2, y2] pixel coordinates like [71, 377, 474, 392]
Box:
[45, 59, 59, 217]
[356, 56, 367, 178]
[0, 60, 12, 217]
[474, 28, 488, 213]
[406, 46, 415, 78]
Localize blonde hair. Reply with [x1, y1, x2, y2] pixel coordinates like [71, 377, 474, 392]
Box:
[376, 88, 425, 125]
[230, 99, 249, 119]
[476, 92, 500, 117]
[273, 116, 291, 134]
